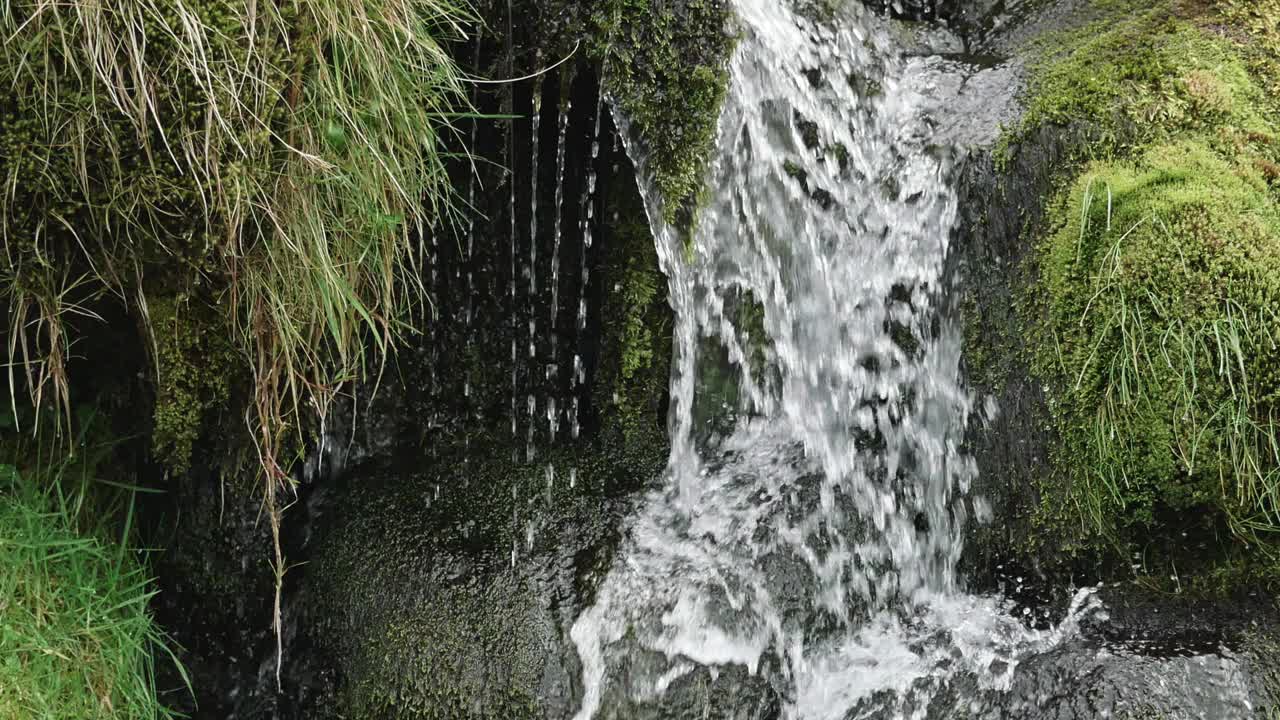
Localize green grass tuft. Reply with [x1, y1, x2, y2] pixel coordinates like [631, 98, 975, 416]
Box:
[0, 420, 184, 719]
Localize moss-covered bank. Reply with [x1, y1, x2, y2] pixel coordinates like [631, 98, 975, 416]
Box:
[968, 0, 1280, 581]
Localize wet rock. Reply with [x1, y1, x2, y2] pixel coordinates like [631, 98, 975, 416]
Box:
[297, 431, 666, 719]
[147, 472, 276, 718]
[862, 0, 1064, 50]
[147, 462, 341, 719]
[995, 639, 1257, 719]
[905, 588, 1279, 719]
[599, 664, 782, 720]
[952, 118, 1098, 583]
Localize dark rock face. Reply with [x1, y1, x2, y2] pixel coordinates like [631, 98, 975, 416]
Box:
[952, 121, 1097, 584]
[147, 456, 343, 718]
[149, 472, 277, 719]
[862, 0, 959, 23]
[300, 443, 660, 720]
[859, 0, 1062, 50]
[987, 587, 1280, 719]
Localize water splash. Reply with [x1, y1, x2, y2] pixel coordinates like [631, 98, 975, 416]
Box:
[570, 2, 1104, 717]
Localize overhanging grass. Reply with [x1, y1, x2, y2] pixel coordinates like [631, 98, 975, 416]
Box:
[0, 0, 475, 455]
[0, 0, 475, 675]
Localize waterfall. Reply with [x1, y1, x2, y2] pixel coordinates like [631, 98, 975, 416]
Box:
[570, 2, 1101, 717]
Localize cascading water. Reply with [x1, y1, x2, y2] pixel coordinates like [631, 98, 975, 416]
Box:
[570, 2, 1106, 718]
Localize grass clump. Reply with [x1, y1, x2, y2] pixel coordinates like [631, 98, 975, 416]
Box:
[1033, 141, 1280, 549]
[1016, 0, 1280, 563]
[0, 0, 475, 674]
[0, 420, 183, 719]
[0, 0, 474, 468]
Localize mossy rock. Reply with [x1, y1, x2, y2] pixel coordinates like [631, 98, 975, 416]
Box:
[506, 0, 735, 228]
[303, 429, 667, 720]
[592, 164, 674, 445]
[148, 292, 240, 476]
[996, 0, 1280, 167]
[1015, 0, 1280, 564]
[594, 0, 737, 226]
[1244, 625, 1280, 714]
[960, 0, 1280, 583]
[1031, 139, 1280, 550]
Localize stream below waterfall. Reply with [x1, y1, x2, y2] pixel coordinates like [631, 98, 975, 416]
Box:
[566, 1, 1259, 718]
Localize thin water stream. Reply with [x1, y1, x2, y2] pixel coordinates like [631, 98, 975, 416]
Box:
[569, 2, 1105, 717]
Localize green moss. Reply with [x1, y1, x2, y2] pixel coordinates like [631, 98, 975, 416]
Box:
[592, 172, 672, 442]
[1008, 0, 1280, 571]
[343, 599, 542, 720]
[962, 294, 1001, 392]
[1032, 139, 1280, 555]
[1002, 0, 1280, 160]
[149, 294, 237, 476]
[591, 0, 736, 226]
[1019, 10, 1280, 566]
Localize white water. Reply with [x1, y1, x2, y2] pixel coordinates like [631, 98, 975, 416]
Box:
[569, 2, 1105, 717]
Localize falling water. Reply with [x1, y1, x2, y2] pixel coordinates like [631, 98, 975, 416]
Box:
[570, 2, 1106, 718]
[428, 223, 440, 441]
[530, 74, 543, 302]
[550, 73, 572, 386]
[460, 36, 487, 474]
[568, 86, 606, 444]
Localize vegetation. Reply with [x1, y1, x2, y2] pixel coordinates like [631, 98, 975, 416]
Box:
[1035, 143, 1280, 550]
[589, 0, 736, 225]
[591, 174, 672, 443]
[0, 0, 475, 677]
[1010, 0, 1280, 564]
[0, 416, 184, 719]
